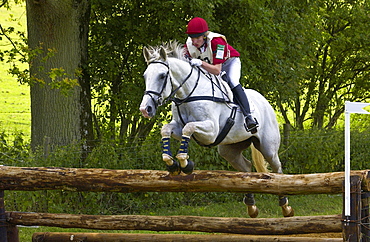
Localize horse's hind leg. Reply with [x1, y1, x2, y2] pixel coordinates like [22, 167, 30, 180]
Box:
[253, 139, 294, 217]
[218, 141, 258, 218]
[279, 195, 294, 217]
[218, 141, 252, 173]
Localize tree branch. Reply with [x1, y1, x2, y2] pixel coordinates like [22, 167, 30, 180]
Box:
[0, 23, 26, 59]
[0, 0, 8, 8]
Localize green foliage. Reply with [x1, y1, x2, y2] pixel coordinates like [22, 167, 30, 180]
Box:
[84, 141, 119, 169]
[280, 127, 369, 174]
[0, 130, 29, 166]
[349, 129, 370, 171]
[47, 67, 80, 94]
[0, 2, 28, 84]
[280, 128, 344, 173]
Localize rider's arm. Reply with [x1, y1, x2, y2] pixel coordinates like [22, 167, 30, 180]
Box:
[199, 37, 228, 75]
[199, 62, 222, 75]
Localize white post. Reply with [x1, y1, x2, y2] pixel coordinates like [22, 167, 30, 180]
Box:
[344, 105, 350, 216]
[344, 101, 370, 217]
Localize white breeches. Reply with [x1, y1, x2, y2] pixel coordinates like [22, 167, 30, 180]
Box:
[221, 57, 241, 89]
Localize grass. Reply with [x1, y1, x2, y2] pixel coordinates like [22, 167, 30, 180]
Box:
[0, 2, 30, 139]
[140, 194, 342, 217]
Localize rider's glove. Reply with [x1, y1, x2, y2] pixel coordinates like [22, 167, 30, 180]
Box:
[190, 59, 202, 67]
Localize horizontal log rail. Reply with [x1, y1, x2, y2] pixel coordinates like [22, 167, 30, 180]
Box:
[8, 212, 342, 235]
[0, 166, 368, 194]
[32, 232, 343, 242]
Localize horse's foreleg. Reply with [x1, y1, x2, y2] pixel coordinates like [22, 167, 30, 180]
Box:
[161, 136, 180, 175]
[161, 123, 181, 176]
[176, 135, 195, 174]
[175, 121, 214, 175]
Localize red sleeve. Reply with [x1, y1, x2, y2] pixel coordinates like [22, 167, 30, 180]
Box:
[211, 37, 240, 65]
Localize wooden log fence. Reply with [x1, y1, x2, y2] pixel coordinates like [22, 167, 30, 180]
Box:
[0, 166, 369, 195]
[7, 212, 341, 235]
[31, 232, 343, 242]
[0, 166, 368, 241]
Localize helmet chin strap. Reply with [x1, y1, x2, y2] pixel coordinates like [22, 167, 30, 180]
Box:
[199, 39, 207, 53]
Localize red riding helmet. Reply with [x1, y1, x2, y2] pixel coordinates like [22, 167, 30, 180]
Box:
[186, 17, 209, 38]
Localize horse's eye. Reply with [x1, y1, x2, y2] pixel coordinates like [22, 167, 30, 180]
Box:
[160, 73, 167, 80]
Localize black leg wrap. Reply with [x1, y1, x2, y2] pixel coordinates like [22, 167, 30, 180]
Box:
[181, 160, 194, 175]
[166, 161, 181, 176]
[243, 193, 255, 206]
[279, 196, 288, 206]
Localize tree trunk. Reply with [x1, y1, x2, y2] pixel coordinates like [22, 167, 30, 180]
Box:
[26, 0, 92, 150]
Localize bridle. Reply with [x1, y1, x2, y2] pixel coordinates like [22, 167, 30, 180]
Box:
[143, 61, 171, 108]
[143, 60, 197, 108]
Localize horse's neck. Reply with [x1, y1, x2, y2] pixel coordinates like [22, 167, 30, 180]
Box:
[168, 58, 192, 83]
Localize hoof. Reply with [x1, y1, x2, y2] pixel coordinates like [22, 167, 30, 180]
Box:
[166, 161, 181, 176]
[181, 160, 194, 175]
[247, 205, 259, 218]
[279, 196, 294, 217]
[282, 205, 294, 217]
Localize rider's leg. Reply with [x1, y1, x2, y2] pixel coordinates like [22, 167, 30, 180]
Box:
[231, 83, 259, 133]
[221, 57, 258, 133]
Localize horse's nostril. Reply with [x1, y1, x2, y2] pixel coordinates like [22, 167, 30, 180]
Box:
[147, 106, 152, 113]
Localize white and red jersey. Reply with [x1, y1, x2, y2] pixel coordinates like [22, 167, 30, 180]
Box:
[185, 32, 240, 65]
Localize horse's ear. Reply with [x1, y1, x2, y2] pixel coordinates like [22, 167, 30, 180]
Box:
[143, 47, 151, 63]
[159, 47, 167, 61]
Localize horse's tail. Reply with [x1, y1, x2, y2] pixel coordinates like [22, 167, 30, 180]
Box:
[251, 144, 268, 173]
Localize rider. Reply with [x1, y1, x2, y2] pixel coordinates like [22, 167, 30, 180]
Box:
[184, 17, 258, 133]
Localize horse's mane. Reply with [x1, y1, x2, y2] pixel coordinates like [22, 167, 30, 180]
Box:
[145, 40, 187, 62]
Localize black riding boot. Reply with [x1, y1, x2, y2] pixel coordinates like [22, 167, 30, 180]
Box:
[231, 84, 259, 133]
[221, 73, 259, 133]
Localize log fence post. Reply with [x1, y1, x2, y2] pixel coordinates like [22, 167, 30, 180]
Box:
[362, 191, 370, 242]
[342, 175, 362, 241]
[0, 190, 7, 242]
[0, 190, 19, 242]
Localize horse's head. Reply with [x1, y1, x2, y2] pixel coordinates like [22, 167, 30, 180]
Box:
[140, 46, 172, 118]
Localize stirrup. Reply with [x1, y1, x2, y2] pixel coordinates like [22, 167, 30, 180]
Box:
[245, 116, 259, 134]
